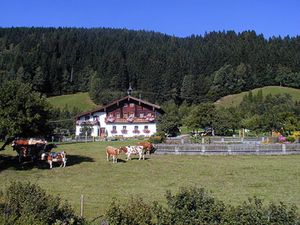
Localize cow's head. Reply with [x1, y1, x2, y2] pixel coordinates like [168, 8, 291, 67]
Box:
[119, 146, 128, 153]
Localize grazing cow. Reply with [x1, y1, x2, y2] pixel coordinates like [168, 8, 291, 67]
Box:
[137, 141, 155, 155]
[41, 151, 67, 169]
[11, 138, 49, 163]
[120, 145, 145, 161]
[106, 146, 121, 163]
[11, 139, 31, 162]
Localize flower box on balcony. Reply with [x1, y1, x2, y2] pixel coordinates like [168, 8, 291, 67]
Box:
[143, 129, 150, 134]
[127, 115, 135, 123]
[105, 116, 116, 123]
[111, 130, 118, 134]
[133, 130, 140, 134]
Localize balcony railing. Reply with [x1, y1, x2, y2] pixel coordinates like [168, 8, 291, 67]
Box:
[76, 120, 100, 126]
[105, 117, 156, 123]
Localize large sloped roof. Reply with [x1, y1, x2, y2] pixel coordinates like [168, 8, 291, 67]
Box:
[75, 95, 164, 119]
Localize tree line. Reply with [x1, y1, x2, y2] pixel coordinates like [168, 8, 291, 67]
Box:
[159, 91, 300, 137]
[0, 27, 300, 105]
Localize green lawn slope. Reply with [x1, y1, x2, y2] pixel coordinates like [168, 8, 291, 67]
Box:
[215, 86, 300, 108]
[47, 92, 97, 111]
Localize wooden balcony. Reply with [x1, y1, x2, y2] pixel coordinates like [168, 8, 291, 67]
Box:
[105, 117, 156, 124]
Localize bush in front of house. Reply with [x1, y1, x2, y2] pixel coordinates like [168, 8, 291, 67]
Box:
[104, 186, 300, 225]
[0, 181, 84, 225]
[149, 132, 166, 144]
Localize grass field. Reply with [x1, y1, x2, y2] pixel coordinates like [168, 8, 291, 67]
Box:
[1, 141, 300, 220]
[215, 86, 300, 108]
[47, 92, 97, 111]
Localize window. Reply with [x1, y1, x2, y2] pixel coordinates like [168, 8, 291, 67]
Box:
[143, 125, 150, 133]
[124, 103, 128, 107]
[139, 113, 144, 118]
[116, 113, 120, 118]
[123, 113, 128, 118]
[93, 116, 98, 121]
[111, 126, 117, 134]
[130, 103, 135, 107]
[133, 125, 140, 134]
[85, 116, 90, 121]
[121, 126, 127, 134]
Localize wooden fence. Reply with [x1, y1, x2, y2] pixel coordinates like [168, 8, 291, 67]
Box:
[154, 143, 300, 155]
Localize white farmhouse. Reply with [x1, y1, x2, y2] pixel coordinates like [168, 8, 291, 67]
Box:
[75, 95, 164, 138]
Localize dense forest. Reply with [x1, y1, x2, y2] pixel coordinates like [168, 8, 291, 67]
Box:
[0, 27, 300, 105]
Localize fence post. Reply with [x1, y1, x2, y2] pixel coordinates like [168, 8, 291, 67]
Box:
[80, 194, 84, 218]
[282, 144, 286, 154]
[175, 146, 179, 155]
[227, 145, 232, 155]
[256, 144, 260, 154]
[201, 145, 205, 153]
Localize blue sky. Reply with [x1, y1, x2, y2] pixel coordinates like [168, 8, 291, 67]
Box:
[1, 0, 299, 38]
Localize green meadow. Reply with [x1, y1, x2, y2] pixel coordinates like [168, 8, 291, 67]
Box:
[215, 86, 300, 108]
[1, 141, 300, 219]
[47, 92, 97, 111]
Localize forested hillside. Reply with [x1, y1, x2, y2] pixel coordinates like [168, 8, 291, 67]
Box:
[0, 27, 299, 105]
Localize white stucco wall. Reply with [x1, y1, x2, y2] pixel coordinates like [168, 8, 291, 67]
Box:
[105, 123, 156, 137]
[75, 112, 106, 136]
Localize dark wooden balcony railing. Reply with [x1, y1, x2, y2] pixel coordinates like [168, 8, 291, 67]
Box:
[105, 117, 155, 123]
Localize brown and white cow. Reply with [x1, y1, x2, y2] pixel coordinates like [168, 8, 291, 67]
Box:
[137, 141, 155, 155]
[120, 145, 145, 161]
[41, 151, 67, 169]
[106, 146, 121, 163]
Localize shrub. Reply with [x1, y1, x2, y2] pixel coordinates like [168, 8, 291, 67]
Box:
[0, 181, 83, 225]
[286, 136, 296, 143]
[149, 132, 166, 144]
[104, 186, 300, 225]
[164, 187, 227, 225]
[106, 197, 154, 225]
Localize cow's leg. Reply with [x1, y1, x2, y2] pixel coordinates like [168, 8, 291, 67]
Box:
[106, 153, 109, 161]
[49, 161, 52, 169]
[113, 155, 117, 163]
[63, 158, 67, 167]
